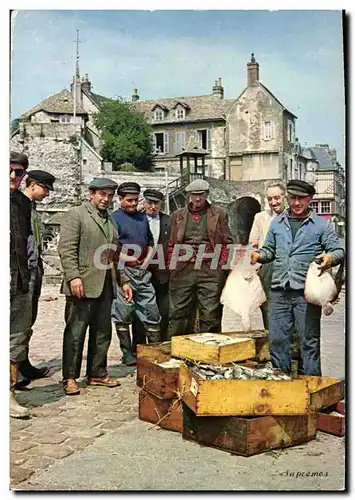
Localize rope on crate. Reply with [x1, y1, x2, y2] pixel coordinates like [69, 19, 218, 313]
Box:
[147, 383, 186, 431]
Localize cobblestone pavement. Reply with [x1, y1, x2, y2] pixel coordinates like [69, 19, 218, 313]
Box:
[10, 285, 346, 490]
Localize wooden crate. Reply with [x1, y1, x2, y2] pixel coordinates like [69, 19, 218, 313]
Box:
[136, 341, 171, 363]
[136, 357, 182, 398]
[139, 389, 183, 433]
[221, 330, 270, 362]
[171, 333, 256, 364]
[316, 402, 345, 437]
[182, 403, 317, 456]
[179, 363, 311, 416]
[298, 376, 345, 410]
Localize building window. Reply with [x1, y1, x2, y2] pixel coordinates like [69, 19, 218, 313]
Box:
[175, 131, 186, 152]
[154, 132, 169, 154]
[294, 163, 299, 180]
[175, 107, 185, 120]
[154, 109, 164, 121]
[60, 115, 72, 124]
[289, 158, 293, 179]
[263, 121, 274, 140]
[310, 201, 319, 212]
[288, 121, 293, 142]
[320, 201, 331, 214]
[82, 159, 87, 165]
[197, 129, 212, 150]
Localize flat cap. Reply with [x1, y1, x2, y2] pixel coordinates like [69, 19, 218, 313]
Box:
[89, 177, 118, 190]
[27, 170, 56, 191]
[10, 151, 29, 170]
[143, 189, 164, 202]
[117, 182, 141, 196]
[287, 180, 316, 197]
[185, 179, 210, 194]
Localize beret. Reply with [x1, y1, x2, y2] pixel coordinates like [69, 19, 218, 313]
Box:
[89, 177, 118, 190]
[27, 170, 56, 191]
[143, 189, 164, 202]
[117, 182, 141, 196]
[10, 151, 29, 170]
[185, 179, 210, 193]
[287, 180, 316, 197]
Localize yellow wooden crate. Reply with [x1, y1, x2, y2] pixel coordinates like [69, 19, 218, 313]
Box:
[171, 333, 256, 364]
[220, 330, 270, 362]
[179, 363, 311, 416]
[178, 363, 345, 417]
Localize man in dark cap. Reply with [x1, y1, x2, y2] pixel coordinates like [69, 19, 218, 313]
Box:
[111, 182, 161, 366]
[16, 170, 56, 384]
[251, 179, 344, 376]
[132, 189, 171, 346]
[167, 179, 234, 338]
[58, 178, 132, 395]
[10, 151, 32, 417]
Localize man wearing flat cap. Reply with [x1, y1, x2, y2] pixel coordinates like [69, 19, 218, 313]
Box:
[111, 182, 161, 365]
[251, 179, 344, 376]
[15, 170, 56, 385]
[132, 189, 171, 346]
[167, 179, 234, 337]
[9, 151, 33, 417]
[58, 178, 132, 395]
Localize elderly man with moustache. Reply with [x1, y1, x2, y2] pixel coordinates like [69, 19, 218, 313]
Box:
[58, 178, 132, 396]
[132, 189, 171, 347]
[249, 182, 287, 330]
[250, 180, 344, 376]
[167, 179, 234, 338]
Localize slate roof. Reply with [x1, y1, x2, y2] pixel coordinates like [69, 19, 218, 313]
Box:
[21, 90, 87, 118]
[82, 89, 110, 108]
[134, 94, 234, 124]
[309, 147, 339, 171]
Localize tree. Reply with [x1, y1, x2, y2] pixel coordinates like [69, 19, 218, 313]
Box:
[93, 98, 154, 171]
[11, 118, 20, 133]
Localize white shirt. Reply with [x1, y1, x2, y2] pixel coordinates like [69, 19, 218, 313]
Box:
[146, 214, 160, 246]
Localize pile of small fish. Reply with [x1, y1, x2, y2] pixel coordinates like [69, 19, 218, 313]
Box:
[185, 361, 291, 381]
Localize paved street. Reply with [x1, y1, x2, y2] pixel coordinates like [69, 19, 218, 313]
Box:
[10, 285, 346, 491]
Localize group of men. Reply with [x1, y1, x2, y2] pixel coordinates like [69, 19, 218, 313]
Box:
[10, 149, 344, 418]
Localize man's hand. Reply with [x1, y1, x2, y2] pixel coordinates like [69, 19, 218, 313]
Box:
[250, 251, 260, 265]
[316, 253, 332, 271]
[70, 278, 84, 298]
[122, 283, 133, 303]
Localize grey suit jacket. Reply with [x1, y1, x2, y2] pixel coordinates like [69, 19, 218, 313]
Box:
[58, 201, 129, 298]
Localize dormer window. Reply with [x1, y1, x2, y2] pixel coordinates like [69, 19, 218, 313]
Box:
[60, 115, 72, 124]
[154, 109, 164, 121]
[176, 107, 185, 120]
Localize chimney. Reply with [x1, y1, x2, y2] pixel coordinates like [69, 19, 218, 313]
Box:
[212, 77, 224, 99]
[132, 88, 140, 102]
[81, 73, 92, 93]
[247, 53, 259, 87]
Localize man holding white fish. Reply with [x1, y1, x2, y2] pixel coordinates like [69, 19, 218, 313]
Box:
[250, 180, 344, 376]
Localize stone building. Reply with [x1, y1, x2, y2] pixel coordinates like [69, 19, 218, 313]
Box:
[12, 52, 343, 240]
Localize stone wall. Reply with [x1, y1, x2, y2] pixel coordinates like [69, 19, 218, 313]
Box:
[11, 134, 81, 209]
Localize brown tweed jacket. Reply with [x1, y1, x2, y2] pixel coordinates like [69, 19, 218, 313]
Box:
[58, 201, 129, 298]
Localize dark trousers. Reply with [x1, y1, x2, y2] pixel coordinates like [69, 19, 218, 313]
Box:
[30, 264, 43, 327]
[168, 263, 226, 339]
[62, 274, 113, 380]
[268, 289, 322, 376]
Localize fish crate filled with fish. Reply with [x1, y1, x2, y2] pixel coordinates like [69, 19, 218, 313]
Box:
[178, 361, 345, 417]
[171, 333, 256, 365]
[316, 401, 345, 437]
[220, 330, 270, 362]
[182, 402, 317, 456]
[179, 361, 311, 416]
[139, 389, 183, 433]
[136, 357, 183, 398]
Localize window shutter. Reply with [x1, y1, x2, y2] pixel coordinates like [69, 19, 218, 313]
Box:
[151, 133, 156, 153]
[207, 129, 212, 150]
[164, 132, 169, 153]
